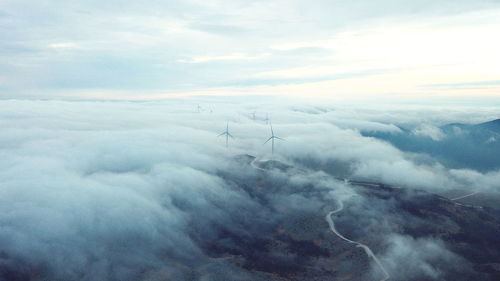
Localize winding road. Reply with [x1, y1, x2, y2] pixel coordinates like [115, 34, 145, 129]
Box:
[250, 157, 266, 171]
[451, 191, 479, 201]
[248, 159, 390, 280]
[326, 200, 390, 281]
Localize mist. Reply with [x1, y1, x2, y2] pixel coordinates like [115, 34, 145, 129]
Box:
[0, 98, 499, 281]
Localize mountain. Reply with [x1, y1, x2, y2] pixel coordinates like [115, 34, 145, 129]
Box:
[475, 119, 500, 132]
[363, 119, 500, 171]
[190, 156, 500, 281]
[441, 118, 500, 136]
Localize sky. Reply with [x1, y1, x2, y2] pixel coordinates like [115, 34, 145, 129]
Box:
[2, 2, 500, 279]
[1, 0, 500, 101]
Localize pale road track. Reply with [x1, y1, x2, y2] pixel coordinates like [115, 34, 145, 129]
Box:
[326, 201, 391, 281]
[250, 157, 266, 171]
[248, 162, 390, 280]
[451, 191, 479, 201]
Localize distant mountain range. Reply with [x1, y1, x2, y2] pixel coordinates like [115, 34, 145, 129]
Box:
[363, 119, 500, 172]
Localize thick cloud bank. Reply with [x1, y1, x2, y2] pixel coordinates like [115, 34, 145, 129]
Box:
[0, 99, 499, 280]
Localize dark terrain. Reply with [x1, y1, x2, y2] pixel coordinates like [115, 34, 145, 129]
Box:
[185, 155, 500, 281]
[2, 154, 499, 281]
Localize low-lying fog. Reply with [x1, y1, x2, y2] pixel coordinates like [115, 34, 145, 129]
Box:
[1, 98, 498, 281]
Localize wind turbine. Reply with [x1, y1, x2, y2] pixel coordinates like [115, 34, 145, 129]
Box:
[263, 113, 269, 124]
[264, 123, 284, 154]
[218, 122, 234, 148]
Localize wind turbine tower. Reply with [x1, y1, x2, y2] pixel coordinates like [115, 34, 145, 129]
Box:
[263, 113, 269, 124]
[264, 123, 284, 154]
[218, 122, 234, 148]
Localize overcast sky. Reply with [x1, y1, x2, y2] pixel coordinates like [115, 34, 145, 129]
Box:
[1, 0, 499, 100]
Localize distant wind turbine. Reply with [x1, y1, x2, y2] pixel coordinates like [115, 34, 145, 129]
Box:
[263, 113, 269, 124]
[218, 122, 234, 148]
[264, 123, 284, 154]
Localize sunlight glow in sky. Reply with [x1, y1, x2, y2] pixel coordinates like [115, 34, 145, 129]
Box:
[0, 0, 499, 100]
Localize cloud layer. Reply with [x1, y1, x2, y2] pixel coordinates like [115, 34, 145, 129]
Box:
[1, 1, 500, 99]
[0, 98, 499, 280]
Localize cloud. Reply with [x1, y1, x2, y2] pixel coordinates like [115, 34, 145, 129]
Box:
[422, 80, 500, 90]
[2, 1, 500, 99]
[412, 124, 446, 141]
[379, 235, 468, 280]
[0, 98, 498, 280]
[449, 168, 500, 192]
[178, 53, 268, 63]
[47, 42, 78, 50]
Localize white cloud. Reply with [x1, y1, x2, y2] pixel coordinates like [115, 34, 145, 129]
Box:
[178, 52, 268, 63]
[47, 42, 78, 50]
[2, 1, 500, 99]
[412, 124, 446, 141]
[0, 98, 498, 280]
[379, 235, 466, 280]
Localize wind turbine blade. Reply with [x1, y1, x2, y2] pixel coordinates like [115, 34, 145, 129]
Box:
[218, 132, 226, 137]
[228, 133, 234, 138]
[274, 136, 285, 141]
[264, 137, 273, 144]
